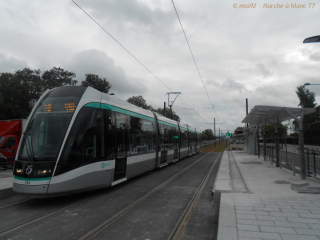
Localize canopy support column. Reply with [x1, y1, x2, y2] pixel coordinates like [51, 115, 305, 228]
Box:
[286, 109, 306, 180]
[263, 118, 267, 161]
[267, 120, 279, 167]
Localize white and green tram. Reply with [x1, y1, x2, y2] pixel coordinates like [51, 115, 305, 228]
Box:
[13, 86, 201, 197]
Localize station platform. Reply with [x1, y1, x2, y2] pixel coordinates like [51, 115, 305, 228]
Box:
[215, 150, 320, 240]
[0, 169, 14, 200]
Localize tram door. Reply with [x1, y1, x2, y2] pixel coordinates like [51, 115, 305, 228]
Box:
[114, 113, 127, 182]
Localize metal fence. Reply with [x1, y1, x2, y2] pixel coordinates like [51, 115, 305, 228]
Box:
[259, 144, 320, 179]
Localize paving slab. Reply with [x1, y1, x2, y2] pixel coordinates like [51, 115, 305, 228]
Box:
[217, 150, 320, 240]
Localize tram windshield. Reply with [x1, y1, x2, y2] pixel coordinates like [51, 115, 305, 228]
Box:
[18, 94, 80, 162]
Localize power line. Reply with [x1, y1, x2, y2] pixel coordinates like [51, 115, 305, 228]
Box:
[71, 0, 207, 123]
[171, 0, 221, 123]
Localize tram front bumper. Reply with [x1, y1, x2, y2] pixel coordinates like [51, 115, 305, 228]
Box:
[13, 183, 49, 198]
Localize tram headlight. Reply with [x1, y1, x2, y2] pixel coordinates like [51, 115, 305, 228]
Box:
[15, 168, 23, 176]
[35, 169, 52, 177]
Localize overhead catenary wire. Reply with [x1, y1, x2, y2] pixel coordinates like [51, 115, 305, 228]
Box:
[171, 0, 222, 123]
[71, 0, 208, 123]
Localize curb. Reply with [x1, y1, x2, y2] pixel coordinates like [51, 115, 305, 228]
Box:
[217, 193, 237, 240]
[212, 151, 232, 195]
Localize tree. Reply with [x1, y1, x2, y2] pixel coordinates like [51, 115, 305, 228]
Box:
[15, 68, 43, 100]
[296, 86, 316, 108]
[154, 107, 181, 122]
[127, 95, 153, 110]
[295, 85, 320, 146]
[81, 74, 111, 93]
[0, 72, 31, 119]
[201, 133, 208, 140]
[295, 85, 320, 127]
[42, 67, 77, 91]
[0, 67, 79, 120]
[264, 124, 287, 140]
[202, 129, 214, 140]
[126, 95, 181, 121]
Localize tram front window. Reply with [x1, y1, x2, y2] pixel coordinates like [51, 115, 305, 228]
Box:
[19, 95, 80, 162]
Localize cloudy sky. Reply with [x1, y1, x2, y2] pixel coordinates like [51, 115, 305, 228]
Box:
[1, 0, 320, 134]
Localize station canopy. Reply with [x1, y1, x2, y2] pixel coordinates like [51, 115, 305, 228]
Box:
[242, 105, 316, 125]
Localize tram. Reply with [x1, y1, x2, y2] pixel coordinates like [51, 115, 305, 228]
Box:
[13, 86, 201, 197]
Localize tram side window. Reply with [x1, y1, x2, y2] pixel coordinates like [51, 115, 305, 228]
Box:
[180, 129, 189, 148]
[169, 127, 179, 149]
[128, 117, 155, 155]
[61, 107, 104, 164]
[159, 124, 169, 151]
[105, 111, 116, 160]
[115, 112, 128, 158]
[161, 125, 179, 150]
[191, 132, 195, 146]
[197, 133, 201, 145]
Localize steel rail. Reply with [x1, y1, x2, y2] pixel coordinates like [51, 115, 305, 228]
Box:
[0, 195, 94, 237]
[0, 198, 32, 209]
[167, 147, 224, 240]
[79, 146, 222, 240]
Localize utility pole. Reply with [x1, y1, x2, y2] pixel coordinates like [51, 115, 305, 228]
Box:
[246, 98, 248, 127]
[214, 118, 216, 138]
[164, 102, 166, 117]
[167, 92, 181, 120]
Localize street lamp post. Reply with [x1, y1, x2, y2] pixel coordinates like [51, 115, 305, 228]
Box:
[303, 35, 320, 44]
[304, 83, 320, 87]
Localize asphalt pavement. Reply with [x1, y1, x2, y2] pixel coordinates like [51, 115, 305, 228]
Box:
[0, 152, 222, 240]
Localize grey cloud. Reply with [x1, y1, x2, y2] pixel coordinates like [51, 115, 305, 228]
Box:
[66, 49, 147, 96]
[310, 52, 320, 62]
[245, 64, 272, 78]
[0, 54, 29, 72]
[79, 0, 176, 38]
[206, 78, 247, 93]
[221, 79, 247, 92]
[206, 79, 220, 86]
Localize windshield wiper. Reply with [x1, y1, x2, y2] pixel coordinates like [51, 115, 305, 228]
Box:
[23, 119, 35, 162]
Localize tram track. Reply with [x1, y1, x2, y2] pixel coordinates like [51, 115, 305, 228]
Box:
[167, 148, 223, 240]
[0, 195, 95, 237]
[0, 198, 32, 210]
[79, 146, 223, 240]
[0, 145, 223, 239]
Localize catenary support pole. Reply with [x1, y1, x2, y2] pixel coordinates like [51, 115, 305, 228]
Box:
[214, 118, 216, 137]
[164, 102, 166, 117]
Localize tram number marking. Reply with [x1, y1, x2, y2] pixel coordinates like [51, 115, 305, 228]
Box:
[25, 181, 30, 185]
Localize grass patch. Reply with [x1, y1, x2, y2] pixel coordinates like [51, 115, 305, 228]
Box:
[201, 142, 226, 152]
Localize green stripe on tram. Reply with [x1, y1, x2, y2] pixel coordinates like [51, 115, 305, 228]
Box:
[14, 176, 51, 181]
[85, 102, 101, 108]
[85, 103, 155, 122]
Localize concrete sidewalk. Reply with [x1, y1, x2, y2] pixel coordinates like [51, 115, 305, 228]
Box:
[215, 150, 320, 240]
